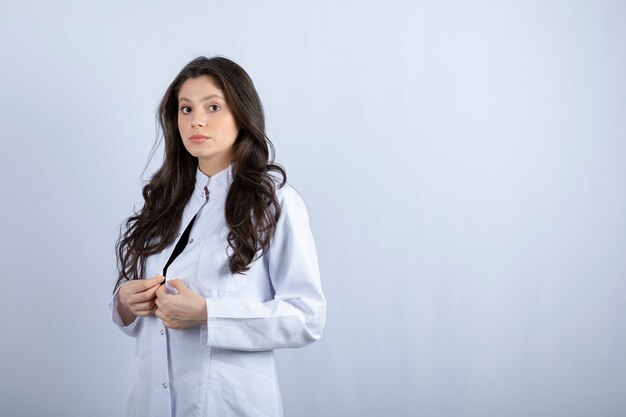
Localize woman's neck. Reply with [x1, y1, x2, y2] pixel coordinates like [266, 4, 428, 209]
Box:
[198, 157, 233, 177]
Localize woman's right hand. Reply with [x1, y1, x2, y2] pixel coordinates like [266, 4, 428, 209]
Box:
[118, 274, 165, 319]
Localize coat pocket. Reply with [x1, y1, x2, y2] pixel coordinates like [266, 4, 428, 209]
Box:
[196, 232, 247, 292]
[208, 358, 280, 417]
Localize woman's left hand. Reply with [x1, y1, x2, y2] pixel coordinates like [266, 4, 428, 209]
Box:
[155, 279, 207, 329]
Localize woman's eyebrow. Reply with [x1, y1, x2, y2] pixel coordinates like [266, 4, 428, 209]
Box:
[178, 95, 225, 102]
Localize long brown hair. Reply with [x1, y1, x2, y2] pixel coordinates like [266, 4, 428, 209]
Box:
[114, 56, 286, 294]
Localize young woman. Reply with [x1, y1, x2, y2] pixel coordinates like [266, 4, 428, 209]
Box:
[110, 56, 326, 417]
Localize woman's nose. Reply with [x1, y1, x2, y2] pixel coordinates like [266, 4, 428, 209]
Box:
[191, 119, 206, 128]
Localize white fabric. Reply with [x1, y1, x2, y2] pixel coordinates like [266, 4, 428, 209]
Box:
[109, 163, 326, 417]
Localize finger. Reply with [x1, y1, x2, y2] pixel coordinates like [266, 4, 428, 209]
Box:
[131, 300, 154, 312]
[155, 308, 167, 321]
[167, 279, 187, 293]
[141, 274, 165, 290]
[120, 280, 155, 301]
[162, 320, 177, 329]
[155, 284, 168, 299]
[136, 308, 155, 317]
[127, 289, 157, 304]
[166, 279, 196, 298]
[134, 282, 163, 301]
[143, 283, 162, 298]
[120, 280, 144, 298]
[157, 313, 173, 328]
[155, 298, 172, 316]
[123, 277, 159, 294]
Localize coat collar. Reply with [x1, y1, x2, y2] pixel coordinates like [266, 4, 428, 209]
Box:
[194, 163, 235, 198]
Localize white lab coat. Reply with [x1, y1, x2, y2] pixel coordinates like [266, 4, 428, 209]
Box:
[109, 164, 326, 417]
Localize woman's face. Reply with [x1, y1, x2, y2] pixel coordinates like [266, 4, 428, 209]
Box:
[177, 75, 239, 175]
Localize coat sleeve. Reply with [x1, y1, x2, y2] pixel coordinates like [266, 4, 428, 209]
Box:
[200, 187, 327, 351]
[109, 284, 142, 337]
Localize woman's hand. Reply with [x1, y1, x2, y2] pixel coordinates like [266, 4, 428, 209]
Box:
[118, 274, 164, 325]
[155, 279, 208, 329]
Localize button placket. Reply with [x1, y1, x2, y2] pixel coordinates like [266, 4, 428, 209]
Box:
[189, 186, 208, 247]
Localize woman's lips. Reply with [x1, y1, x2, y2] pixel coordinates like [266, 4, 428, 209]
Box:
[189, 135, 209, 142]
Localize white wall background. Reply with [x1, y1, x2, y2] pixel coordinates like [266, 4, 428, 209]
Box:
[1, 1, 625, 416]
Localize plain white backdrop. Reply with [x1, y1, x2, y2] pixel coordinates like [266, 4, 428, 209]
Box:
[1, 1, 625, 416]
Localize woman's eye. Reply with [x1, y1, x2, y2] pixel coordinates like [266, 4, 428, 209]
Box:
[208, 104, 220, 112]
[180, 106, 191, 114]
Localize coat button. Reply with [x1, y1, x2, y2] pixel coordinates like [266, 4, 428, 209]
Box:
[160, 329, 165, 335]
[163, 382, 168, 389]
[189, 238, 194, 244]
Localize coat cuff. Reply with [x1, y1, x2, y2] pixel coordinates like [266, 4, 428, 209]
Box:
[200, 298, 211, 346]
[109, 285, 141, 337]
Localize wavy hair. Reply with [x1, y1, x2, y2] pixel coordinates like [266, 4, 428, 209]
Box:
[114, 56, 286, 294]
